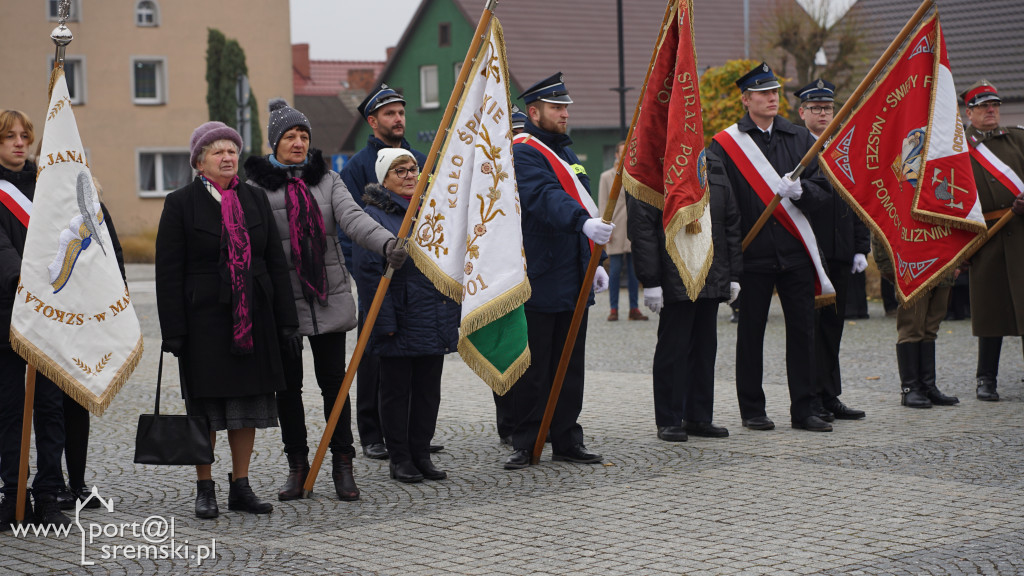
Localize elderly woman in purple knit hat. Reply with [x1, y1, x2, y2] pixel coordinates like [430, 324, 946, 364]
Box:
[155, 121, 299, 519]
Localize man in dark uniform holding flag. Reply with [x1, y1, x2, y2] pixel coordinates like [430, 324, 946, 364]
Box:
[706, 62, 833, 433]
[961, 80, 1024, 402]
[503, 73, 613, 469]
[795, 79, 870, 421]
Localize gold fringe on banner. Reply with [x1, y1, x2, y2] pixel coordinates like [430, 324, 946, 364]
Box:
[663, 192, 712, 301]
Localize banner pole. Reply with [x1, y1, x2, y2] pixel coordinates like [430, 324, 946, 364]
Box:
[531, 0, 677, 464]
[14, 368, 36, 524]
[741, 0, 935, 251]
[304, 0, 498, 496]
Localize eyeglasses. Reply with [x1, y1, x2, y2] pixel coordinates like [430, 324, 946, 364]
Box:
[391, 165, 419, 179]
[803, 105, 834, 115]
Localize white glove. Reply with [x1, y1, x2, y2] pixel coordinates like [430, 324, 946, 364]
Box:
[851, 253, 868, 274]
[643, 286, 663, 315]
[582, 218, 615, 245]
[728, 282, 741, 305]
[593, 266, 609, 293]
[777, 171, 803, 201]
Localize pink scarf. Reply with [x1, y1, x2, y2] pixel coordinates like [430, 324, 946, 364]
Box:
[205, 175, 253, 354]
[286, 177, 328, 305]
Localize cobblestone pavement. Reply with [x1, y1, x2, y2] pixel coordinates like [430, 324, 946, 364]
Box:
[2, 265, 1023, 575]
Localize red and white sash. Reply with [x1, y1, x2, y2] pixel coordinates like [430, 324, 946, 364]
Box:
[0, 179, 32, 228]
[713, 125, 835, 299]
[513, 133, 598, 218]
[969, 142, 1024, 200]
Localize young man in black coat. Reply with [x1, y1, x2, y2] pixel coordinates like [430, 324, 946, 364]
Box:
[706, 62, 833, 433]
[628, 150, 742, 442]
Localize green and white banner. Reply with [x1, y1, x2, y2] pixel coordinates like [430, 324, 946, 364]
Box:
[409, 17, 530, 394]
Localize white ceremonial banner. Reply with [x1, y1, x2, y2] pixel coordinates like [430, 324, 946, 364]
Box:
[10, 70, 142, 415]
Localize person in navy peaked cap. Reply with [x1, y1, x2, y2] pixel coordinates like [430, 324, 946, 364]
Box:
[502, 72, 612, 470]
[794, 79, 836, 139]
[510, 105, 527, 135]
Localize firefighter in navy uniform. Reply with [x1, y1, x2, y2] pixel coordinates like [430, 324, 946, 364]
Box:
[706, 62, 833, 433]
[503, 73, 613, 469]
[795, 79, 870, 421]
[961, 80, 1024, 402]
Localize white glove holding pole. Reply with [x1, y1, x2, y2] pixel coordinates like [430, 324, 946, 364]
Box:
[778, 171, 803, 201]
[728, 282, 741, 305]
[582, 218, 615, 245]
[593, 266, 609, 293]
[643, 287, 663, 314]
[851, 253, 868, 274]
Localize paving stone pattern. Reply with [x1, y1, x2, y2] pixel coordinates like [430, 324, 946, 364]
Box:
[2, 265, 1023, 575]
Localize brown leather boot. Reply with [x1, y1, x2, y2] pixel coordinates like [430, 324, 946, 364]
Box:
[331, 453, 360, 501]
[277, 452, 310, 501]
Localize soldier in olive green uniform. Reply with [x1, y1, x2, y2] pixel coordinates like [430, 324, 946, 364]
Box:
[962, 81, 1024, 402]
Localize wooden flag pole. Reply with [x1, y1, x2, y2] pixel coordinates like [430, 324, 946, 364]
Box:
[304, 0, 498, 496]
[531, 0, 677, 464]
[741, 0, 935, 251]
[14, 368, 36, 524]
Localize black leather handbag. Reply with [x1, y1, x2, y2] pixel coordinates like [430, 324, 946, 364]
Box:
[134, 353, 214, 465]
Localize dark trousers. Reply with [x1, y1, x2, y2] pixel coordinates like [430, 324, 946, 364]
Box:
[63, 392, 90, 490]
[355, 312, 384, 447]
[0, 348, 65, 497]
[493, 390, 514, 439]
[653, 299, 719, 426]
[736, 267, 816, 421]
[276, 331, 355, 457]
[815, 260, 851, 402]
[378, 355, 443, 464]
[510, 310, 587, 453]
[845, 271, 868, 318]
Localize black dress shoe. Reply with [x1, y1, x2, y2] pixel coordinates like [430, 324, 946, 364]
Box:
[792, 415, 833, 432]
[362, 443, 389, 460]
[552, 444, 603, 464]
[227, 474, 273, 514]
[741, 416, 775, 430]
[976, 379, 999, 402]
[824, 399, 866, 419]
[195, 479, 219, 519]
[56, 486, 75, 511]
[504, 449, 531, 470]
[428, 444, 444, 453]
[414, 459, 447, 481]
[684, 421, 729, 438]
[656, 426, 688, 442]
[389, 461, 423, 483]
[70, 487, 101, 509]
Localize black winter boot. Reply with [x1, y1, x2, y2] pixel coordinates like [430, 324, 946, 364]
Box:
[195, 479, 218, 519]
[0, 492, 32, 532]
[278, 452, 310, 501]
[976, 336, 1001, 401]
[920, 340, 958, 405]
[897, 342, 931, 408]
[331, 453, 360, 501]
[228, 474, 272, 514]
[33, 493, 73, 529]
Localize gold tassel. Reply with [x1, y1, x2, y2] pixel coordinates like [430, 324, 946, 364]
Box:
[685, 220, 701, 234]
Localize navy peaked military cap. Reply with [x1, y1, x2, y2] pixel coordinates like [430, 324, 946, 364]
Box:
[519, 72, 574, 105]
[510, 105, 527, 130]
[961, 80, 1001, 107]
[736, 62, 781, 92]
[794, 79, 835, 103]
[358, 84, 406, 118]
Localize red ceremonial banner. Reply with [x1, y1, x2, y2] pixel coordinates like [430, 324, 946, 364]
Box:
[819, 14, 985, 304]
[622, 0, 711, 299]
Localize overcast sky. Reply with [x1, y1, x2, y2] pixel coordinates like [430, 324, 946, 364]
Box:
[290, 0, 421, 61]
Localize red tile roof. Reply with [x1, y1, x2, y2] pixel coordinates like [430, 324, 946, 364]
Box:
[295, 60, 386, 96]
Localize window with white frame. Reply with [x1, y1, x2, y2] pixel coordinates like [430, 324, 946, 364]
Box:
[49, 56, 86, 104]
[48, 0, 81, 21]
[131, 58, 167, 105]
[420, 65, 439, 109]
[138, 150, 192, 196]
[135, 0, 159, 26]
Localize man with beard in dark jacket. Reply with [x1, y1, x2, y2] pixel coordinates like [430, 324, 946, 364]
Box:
[0, 110, 71, 531]
[628, 150, 741, 442]
[339, 85, 431, 460]
[794, 79, 869, 421]
[706, 62, 833, 433]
